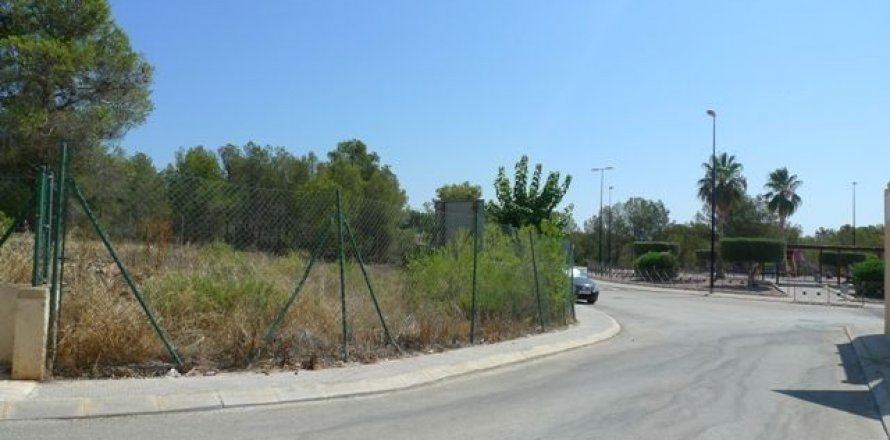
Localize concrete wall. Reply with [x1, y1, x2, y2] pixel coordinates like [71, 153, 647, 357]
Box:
[0, 284, 49, 380]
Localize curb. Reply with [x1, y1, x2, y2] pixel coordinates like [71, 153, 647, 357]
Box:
[0, 310, 620, 421]
[844, 326, 890, 439]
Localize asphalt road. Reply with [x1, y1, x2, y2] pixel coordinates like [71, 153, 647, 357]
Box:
[5, 287, 886, 440]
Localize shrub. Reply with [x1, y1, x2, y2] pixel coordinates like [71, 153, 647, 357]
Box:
[633, 241, 679, 256]
[852, 257, 884, 298]
[0, 210, 11, 233]
[634, 251, 679, 280]
[720, 238, 785, 288]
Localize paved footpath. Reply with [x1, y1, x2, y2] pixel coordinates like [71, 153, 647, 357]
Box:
[0, 305, 618, 421]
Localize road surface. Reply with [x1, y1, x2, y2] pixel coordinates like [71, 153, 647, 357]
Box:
[4, 287, 886, 440]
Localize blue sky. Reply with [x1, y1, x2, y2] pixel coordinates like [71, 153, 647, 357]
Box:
[108, 1, 889, 234]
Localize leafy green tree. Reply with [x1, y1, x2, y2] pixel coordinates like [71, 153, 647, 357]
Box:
[623, 197, 670, 241]
[697, 152, 747, 234]
[0, 0, 153, 173]
[436, 181, 482, 201]
[763, 167, 802, 234]
[489, 155, 571, 230]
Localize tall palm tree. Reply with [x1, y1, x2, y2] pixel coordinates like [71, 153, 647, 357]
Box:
[763, 167, 802, 233]
[697, 152, 747, 233]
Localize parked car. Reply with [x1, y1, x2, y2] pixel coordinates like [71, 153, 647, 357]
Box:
[573, 275, 600, 304]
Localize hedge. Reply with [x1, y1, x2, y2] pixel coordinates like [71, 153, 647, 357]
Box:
[633, 241, 679, 256]
[720, 238, 785, 263]
[819, 251, 869, 268]
[634, 251, 679, 279]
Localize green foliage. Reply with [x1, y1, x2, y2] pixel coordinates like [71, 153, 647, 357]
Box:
[819, 251, 869, 268]
[405, 225, 569, 324]
[488, 155, 572, 231]
[763, 167, 802, 232]
[806, 225, 885, 248]
[634, 252, 679, 279]
[436, 181, 482, 201]
[623, 197, 670, 241]
[633, 241, 679, 256]
[852, 257, 885, 298]
[697, 152, 747, 233]
[0, 210, 11, 233]
[0, 0, 153, 174]
[720, 238, 785, 263]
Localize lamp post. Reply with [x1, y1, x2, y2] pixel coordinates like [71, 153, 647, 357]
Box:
[852, 181, 857, 246]
[592, 166, 614, 265]
[706, 109, 717, 294]
[607, 185, 613, 266]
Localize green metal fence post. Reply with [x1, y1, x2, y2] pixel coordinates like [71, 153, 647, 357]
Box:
[41, 171, 54, 281]
[529, 229, 545, 332]
[336, 190, 349, 361]
[568, 242, 576, 322]
[47, 142, 70, 370]
[470, 200, 481, 344]
[70, 180, 184, 368]
[31, 166, 48, 286]
[343, 221, 401, 352]
[250, 231, 331, 365]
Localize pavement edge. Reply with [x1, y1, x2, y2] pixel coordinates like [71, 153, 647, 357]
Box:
[845, 326, 890, 439]
[1, 309, 620, 421]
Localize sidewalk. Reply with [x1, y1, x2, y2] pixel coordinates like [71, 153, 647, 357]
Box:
[0, 305, 619, 421]
[846, 325, 890, 436]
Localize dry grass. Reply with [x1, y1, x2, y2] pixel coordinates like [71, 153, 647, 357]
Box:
[0, 234, 562, 377]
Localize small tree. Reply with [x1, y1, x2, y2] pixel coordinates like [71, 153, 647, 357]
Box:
[436, 182, 482, 201]
[488, 155, 571, 231]
[819, 251, 869, 281]
[720, 238, 785, 288]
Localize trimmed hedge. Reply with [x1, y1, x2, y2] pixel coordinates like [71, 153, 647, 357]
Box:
[819, 251, 869, 268]
[720, 238, 785, 263]
[852, 257, 884, 298]
[633, 241, 679, 256]
[634, 251, 679, 279]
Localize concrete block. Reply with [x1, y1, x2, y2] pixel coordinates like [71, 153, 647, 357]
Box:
[0, 285, 17, 364]
[4, 398, 86, 420]
[12, 286, 49, 381]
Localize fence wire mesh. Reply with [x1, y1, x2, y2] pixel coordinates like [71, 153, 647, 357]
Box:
[0, 172, 577, 376]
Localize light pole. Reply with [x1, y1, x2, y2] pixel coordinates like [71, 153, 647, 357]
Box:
[592, 166, 614, 265]
[852, 181, 857, 246]
[706, 109, 717, 294]
[607, 185, 613, 266]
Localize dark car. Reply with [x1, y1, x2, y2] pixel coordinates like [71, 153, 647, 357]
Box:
[573, 276, 600, 304]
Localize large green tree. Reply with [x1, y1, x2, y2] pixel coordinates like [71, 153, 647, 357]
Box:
[488, 155, 572, 230]
[623, 197, 670, 241]
[0, 0, 153, 173]
[697, 152, 747, 234]
[763, 167, 802, 234]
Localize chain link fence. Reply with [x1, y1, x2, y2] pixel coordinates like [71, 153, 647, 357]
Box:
[0, 168, 576, 376]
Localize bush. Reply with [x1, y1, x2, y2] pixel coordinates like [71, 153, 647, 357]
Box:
[852, 257, 884, 298]
[0, 211, 11, 234]
[633, 241, 679, 256]
[634, 251, 679, 280]
[819, 251, 868, 268]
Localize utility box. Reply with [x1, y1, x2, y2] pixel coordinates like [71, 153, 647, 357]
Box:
[433, 199, 484, 247]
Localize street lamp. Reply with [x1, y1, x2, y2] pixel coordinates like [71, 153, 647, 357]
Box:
[592, 166, 614, 265]
[706, 109, 717, 294]
[607, 185, 614, 266]
[852, 181, 857, 246]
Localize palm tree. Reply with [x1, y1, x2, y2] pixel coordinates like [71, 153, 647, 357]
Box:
[763, 167, 802, 233]
[697, 152, 747, 233]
